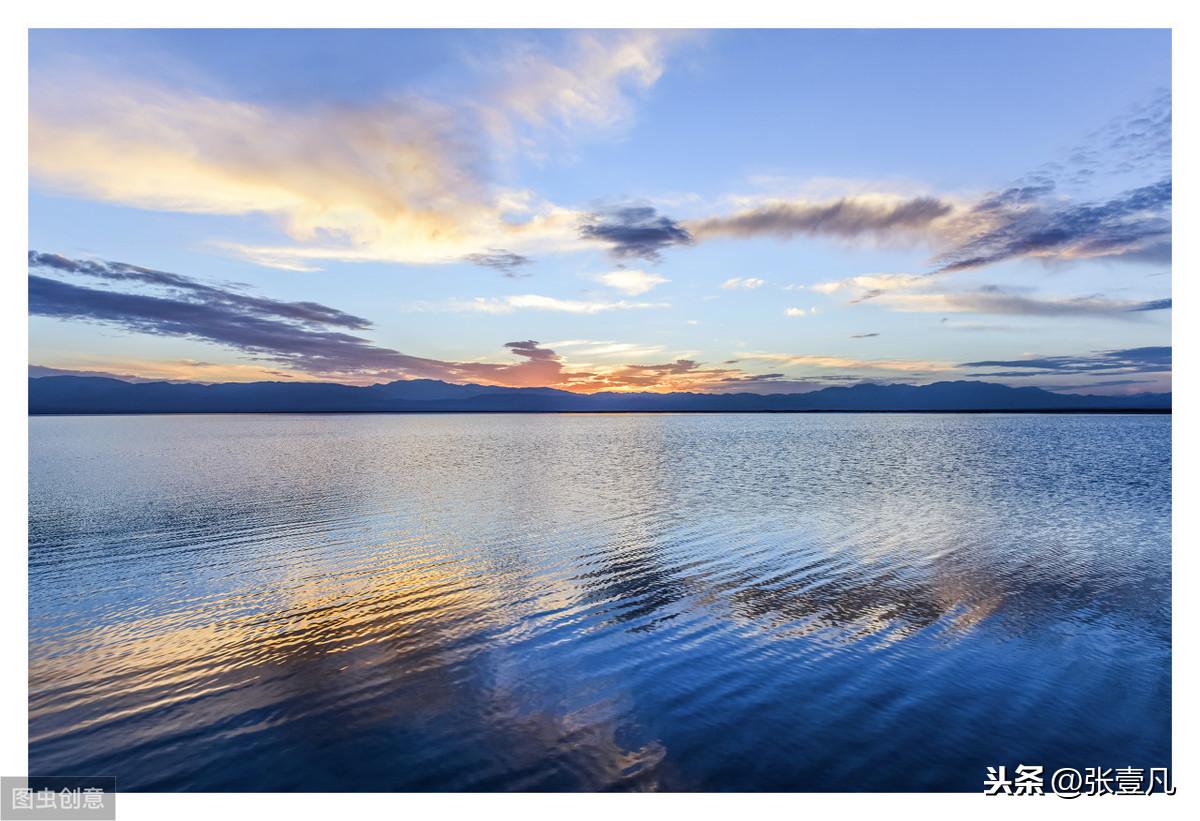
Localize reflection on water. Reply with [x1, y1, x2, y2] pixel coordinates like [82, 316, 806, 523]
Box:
[29, 414, 1170, 791]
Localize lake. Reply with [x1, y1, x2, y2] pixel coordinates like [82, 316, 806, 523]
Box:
[28, 413, 1171, 791]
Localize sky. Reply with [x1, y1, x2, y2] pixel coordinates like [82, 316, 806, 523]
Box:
[28, 29, 1172, 394]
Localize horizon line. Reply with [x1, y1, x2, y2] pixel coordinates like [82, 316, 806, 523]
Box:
[26, 371, 1175, 399]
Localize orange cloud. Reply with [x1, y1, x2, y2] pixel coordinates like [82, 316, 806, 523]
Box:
[30, 32, 687, 270]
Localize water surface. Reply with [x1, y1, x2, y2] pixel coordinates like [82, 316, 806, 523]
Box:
[29, 413, 1171, 791]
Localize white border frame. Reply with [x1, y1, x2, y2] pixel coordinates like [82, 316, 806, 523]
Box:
[3, 5, 1194, 819]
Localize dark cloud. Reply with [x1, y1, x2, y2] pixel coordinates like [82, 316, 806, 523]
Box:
[850, 332, 880, 338]
[29, 274, 440, 376]
[462, 249, 532, 277]
[1130, 298, 1172, 312]
[29, 251, 371, 329]
[689, 196, 952, 242]
[504, 340, 558, 361]
[28, 253, 581, 385]
[936, 179, 1172, 272]
[579, 206, 693, 261]
[959, 346, 1171, 377]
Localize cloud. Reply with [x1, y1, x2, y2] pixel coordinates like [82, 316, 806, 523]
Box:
[809, 273, 926, 300]
[784, 307, 808, 317]
[29, 31, 687, 269]
[442, 294, 669, 315]
[593, 268, 669, 295]
[850, 332, 880, 338]
[881, 288, 1173, 317]
[682, 94, 1171, 272]
[809, 281, 847, 295]
[938, 320, 1014, 332]
[810, 271, 1171, 317]
[1059, 89, 1172, 187]
[545, 339, 668, 359]
[30, 273, 431, 379]
[689, 194, 954, 242]
[29, 251, 372, 328]
[29, 252, 574, 384]
[738, 352, 955, 374]
[578, 205, 693, 261]
[571, 359, 745, 392]
[28, 268, 622, 388]
[480, 30, 689, 140]
[1129, 298, 1172, 312]
[959, 346, 1171, 376]
[721, 277, 766, 290]
[462, 249, 533, 277]
[935, 179, 1172, 271]
[31, 80, 498, 266]
[685, 176, 1172, 273]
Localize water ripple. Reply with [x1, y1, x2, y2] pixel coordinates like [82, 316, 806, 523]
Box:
[29, 413, 1171, 791]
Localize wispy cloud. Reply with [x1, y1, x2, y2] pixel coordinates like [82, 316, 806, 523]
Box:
[721, 276, 766, 290]
[29, 251, 372, 328]
[880, 288, 1172, 317]
[572, 359, 746, 392]
[480, 30, 691, 142]
[959, 346, 1171, 376]
[689, 194, 953, 242]
[685, 175, 1171, 275]
[738, 352, 955, 374]
[545, 339, 669, 359]
[1056, 89, 1172, 188]
[681, 95, 1172, 274]
[593, 268, 669, 295]
[462, 249, 533, 277]
[442, 294, 669, 315]
[30, 273, 420, 378]
[810, 271, 1171, 317]
[934, 179, 1172, 272]
[29, 31, 688, 269]
[29, 252, 571, 384]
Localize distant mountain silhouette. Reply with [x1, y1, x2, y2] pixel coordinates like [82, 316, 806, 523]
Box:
[28, 375, 1171, 414]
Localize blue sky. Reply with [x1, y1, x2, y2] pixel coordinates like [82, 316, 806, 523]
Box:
[28, 29, 1171, 393]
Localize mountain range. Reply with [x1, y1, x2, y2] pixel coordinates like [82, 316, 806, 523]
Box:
[28, 375, 1171, 414]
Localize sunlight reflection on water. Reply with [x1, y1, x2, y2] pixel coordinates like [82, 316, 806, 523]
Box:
[29, 413, 1171, 791]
